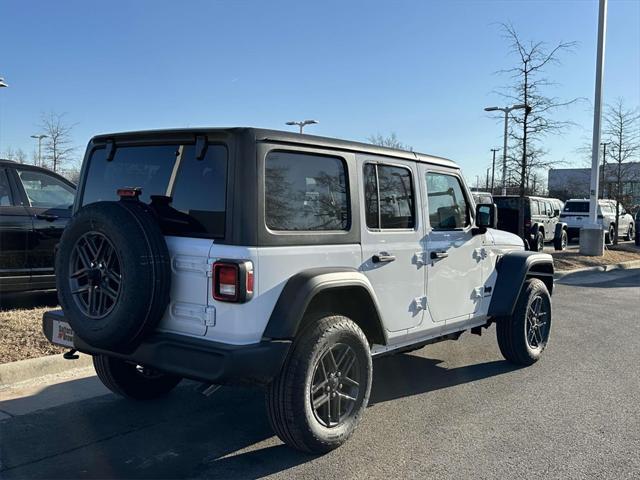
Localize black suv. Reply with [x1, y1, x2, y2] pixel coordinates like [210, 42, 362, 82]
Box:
[494, 195, 567, 251]
[0, 160, 76, 294]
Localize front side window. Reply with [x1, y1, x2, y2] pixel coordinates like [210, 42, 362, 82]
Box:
[363, 163, 415, 229]
[82, 144, 228, 238]
[265, 151, 349, 231]
[17, 169, 75, 209]
[425, 172, 469, 230]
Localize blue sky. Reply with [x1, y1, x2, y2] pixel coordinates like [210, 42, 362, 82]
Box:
[1, 0, 639, 185]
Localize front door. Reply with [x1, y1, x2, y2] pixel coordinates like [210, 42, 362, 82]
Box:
[358, 156, 425, 333]
[0, 168, 32, 292]
[421, 167, 485, 330]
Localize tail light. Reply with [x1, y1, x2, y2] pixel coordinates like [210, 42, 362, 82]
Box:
[524, 219, 531, 228]
[212, 260, 254, 303]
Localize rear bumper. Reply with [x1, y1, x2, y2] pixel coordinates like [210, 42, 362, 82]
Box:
[42, 310, 291, 385]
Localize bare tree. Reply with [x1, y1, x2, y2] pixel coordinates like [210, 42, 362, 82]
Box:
[40, 112, 76, 172]
[495, 24, 580, 199]
[602, 98, 640, 243]
[2, 147, 28, 163]
[367, 133, 413, 151]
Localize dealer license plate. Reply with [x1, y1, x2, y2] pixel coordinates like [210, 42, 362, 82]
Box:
[52, 320, 75, 347]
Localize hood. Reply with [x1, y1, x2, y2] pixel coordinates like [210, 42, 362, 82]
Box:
[486, 228, 525, 248]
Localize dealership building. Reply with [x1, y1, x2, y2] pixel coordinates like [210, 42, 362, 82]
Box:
[548, 162, 640, 207]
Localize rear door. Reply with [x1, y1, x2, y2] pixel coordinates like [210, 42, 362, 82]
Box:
[0, 168, 31, 292]
[14, 168, 75, 288]
[357, 156, 426, 333]
[80, 141, 228, 336]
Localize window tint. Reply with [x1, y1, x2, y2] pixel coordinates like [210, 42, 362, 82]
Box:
[265, 151, 349, 231]
[563, 201, 589, 213]
[530, 199, 539, 215]
[426, 172, 469, 229]
[83, 144, 228, 238]
[0, 170, 12, 206]
[363, 163, 415, 229]
[17, 169, 75, 209]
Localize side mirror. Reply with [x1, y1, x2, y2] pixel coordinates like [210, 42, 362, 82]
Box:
[554, 209, 560, 217]
[474, 203, 497, 233]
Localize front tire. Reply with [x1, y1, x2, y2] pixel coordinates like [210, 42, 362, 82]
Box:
[606, 225, 615, 244]
[266, 315, 372, 454]
[93, 355, 182, 400]
[496, 278, 552, 366]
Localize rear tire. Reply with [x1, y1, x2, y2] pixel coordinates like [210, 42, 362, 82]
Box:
[266, 315, 372, 454]
[553, 229, 568, 251]
[625, 223, 634, 241]
[496, 278, 551, 366]
[532, 231, 544, 252]
[93, 355, 181, 400]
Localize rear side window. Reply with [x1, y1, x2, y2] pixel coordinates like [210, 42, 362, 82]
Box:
[426, 172, 469, 229]
[564, 201, 589, 213]
[530, 199, 539, 215]
[0, 170, 13, 206]
[265, 151, 349, 231]
[17, 169, 75, 209]
[363, 163, 415, 229]
[82, 144, 228, 238]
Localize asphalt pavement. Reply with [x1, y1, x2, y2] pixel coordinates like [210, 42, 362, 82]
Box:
[1, 269, 639, 479]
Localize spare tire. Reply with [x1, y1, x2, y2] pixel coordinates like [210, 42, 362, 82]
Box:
[55, 200, 171, 351]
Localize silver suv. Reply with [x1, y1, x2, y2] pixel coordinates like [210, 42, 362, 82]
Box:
[43, 128, 554, 453]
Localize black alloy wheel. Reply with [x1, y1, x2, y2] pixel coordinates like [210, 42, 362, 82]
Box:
[69, 232, 122, 319]
[525, 295, 550, 351]
[310, 343, 361, 428]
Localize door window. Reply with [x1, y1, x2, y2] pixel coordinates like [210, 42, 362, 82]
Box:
[425, 172, 469, 229]
[363, 163, 415, 229]
[17, 169, 75, 209]
[0, 170, 13, 206]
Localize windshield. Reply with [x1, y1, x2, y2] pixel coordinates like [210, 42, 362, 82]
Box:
[82, 143, 228, 238]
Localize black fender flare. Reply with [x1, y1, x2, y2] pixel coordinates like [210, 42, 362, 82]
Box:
[262, 267, 387, 344]
[488, 251, 554, 318]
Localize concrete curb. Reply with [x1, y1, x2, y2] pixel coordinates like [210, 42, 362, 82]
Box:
[554, 259, 640, 279]
[0, 353, 92, 386]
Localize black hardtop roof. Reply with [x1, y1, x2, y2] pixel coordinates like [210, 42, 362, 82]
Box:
[494, 195, 561, 201]
[90, 127, 459, 169]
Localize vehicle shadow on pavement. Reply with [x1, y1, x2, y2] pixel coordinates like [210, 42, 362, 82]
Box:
[0, 291, 58, 311]
[1, 354, 519, 479]
[369, 354, 519, 405]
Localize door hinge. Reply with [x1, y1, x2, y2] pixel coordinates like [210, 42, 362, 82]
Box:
[414, 251, 427, 267]
[414, 296, 427, 311]
[172, 303, 216, 327]
[173, 256, 215, 277]
[472, 286, 484, 299]
[473, 247, 488, 260]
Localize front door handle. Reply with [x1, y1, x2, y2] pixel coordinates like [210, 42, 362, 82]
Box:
[36, 213, 59, 222]
[372, 252, 396, 263]
[430, 251, 449, 260]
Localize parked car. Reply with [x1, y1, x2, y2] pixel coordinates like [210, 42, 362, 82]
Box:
[636, 209, 640, 246]
[43, 128, 554, 453]
[493, 195, 567, 251]
[0, 160, 76, 294]
[560, 199, 634, 244]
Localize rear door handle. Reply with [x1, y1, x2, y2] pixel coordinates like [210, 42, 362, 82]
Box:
[36, 213, 59, 222]
[430, 251, 449, 259]
[372, 252, 396, 263]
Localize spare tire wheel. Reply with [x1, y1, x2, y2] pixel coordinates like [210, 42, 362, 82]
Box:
[55, 200, 171, 351]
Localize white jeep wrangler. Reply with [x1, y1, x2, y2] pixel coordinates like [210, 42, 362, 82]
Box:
[43, 128, 554, 453]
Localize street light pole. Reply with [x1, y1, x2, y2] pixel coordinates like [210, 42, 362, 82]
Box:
[600, 142, 609, 198]
[31, 134, 48, 166]
[285, 119, 319, 134]
[490, 148, 500, 194]
[0, 77, 7, 153]
[484, 104, 528, 196]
